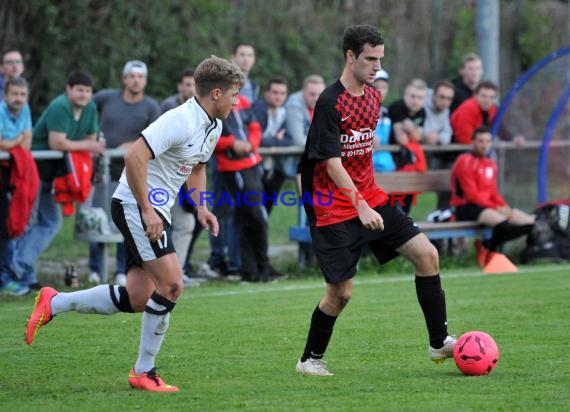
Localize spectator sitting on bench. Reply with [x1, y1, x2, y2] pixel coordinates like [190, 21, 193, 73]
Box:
[450, 126, 535, 267]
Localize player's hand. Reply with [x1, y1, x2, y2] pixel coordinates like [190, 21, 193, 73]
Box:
[232, 140, 252, 155]
[89, 139, 106, 156]
[423, 132, 439, 145]
[197, 207, 219, 237]
[142, 208, 164, 241]
[358, 204, 384, 230]
[513, 135, 526, 148]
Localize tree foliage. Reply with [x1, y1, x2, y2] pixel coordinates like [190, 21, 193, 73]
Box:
[0, 0, 567, 118]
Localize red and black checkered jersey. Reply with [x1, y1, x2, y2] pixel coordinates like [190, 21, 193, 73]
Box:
[299, 80, 389, 226]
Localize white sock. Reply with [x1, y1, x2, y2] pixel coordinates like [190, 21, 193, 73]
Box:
[51, 285, 121, 315]
[134, 295, 172, 373]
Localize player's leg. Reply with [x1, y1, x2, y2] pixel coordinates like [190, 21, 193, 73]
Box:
[479, 208, 534, 252]
[296, 220, 361, 376]
[397, 233, 455, 362]
[508, 208, 535, 225]
[25, 281, 141, 345]
[128, 253, 182, 392]
[296, 279, 352, 376]
[458, 205, 497, 265]
[24, 201, 155, 345]
[113, 200, 182, 391]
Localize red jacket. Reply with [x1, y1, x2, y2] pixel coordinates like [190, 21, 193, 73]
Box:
[215, 95, 262, 172]
[53, 151, 93, 216]
[450, 151, 507, 209]
[4, 146, 40, 237]
[397, 142, 427, 173]
[450, 97, 497, 144]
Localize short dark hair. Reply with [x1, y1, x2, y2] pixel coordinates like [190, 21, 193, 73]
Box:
[475, 80, 498, 94]
[67, 70, 93, 87]
[265, 76, 288, 91]
[433, 80, 455, 94]
[4, 77, 29, 94]
[2, 48, 23, 62]
[180, 68, 195, 82]
[342, 25, 384, 60]
[233, 42, 255, 55]
[472, 125, 492, 140]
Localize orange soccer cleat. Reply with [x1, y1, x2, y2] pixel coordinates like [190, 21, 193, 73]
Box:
[25, 287, 58, 345]
[128, 368, 180, 392]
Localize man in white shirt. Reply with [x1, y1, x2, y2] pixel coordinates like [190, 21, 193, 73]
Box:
[24, 56, 245, 393]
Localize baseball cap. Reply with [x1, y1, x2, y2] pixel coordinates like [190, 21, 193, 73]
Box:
[123, 60, 148, 76]
[374, 69, 389, 82]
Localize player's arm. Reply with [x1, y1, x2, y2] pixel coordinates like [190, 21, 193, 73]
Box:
[391, 121, 409, 145]
[124, 137, 163, 240]
[325, 157, 384, 230]
[186, 163, 219, 236]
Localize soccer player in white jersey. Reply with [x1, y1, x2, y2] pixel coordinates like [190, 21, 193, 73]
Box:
[25, 56, 245, 392]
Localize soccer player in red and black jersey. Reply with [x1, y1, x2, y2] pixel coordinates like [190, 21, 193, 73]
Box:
[295, 25, 456, 376]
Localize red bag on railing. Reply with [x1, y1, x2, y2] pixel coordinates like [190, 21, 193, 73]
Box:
[6, 146, 40, 237]
[396, 142, 427, 172]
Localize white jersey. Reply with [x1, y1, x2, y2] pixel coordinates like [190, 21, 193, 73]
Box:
[113, 97, 221, 223]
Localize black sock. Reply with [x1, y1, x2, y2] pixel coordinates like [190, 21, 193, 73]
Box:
[301, 306, 337, 361]
[484, 221, 535, 251]
[415, 275, 448, 349]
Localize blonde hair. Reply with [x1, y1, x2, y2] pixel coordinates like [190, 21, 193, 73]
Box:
[302, 74, 325, 89]
[194, 55, 245, 97]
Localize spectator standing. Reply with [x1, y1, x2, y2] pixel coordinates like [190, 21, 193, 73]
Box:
[160, 68, 196, 113]
[424, 80, 455, 205]
[204, 43, 258, 278]
[295, 25, 455, 377]
[450, 80, 498, 145]
[232, 42, 258, 103]
[284, 74, 326, 265]
[89, 60, 160, 285]
[423, 81, 454, 146]
[285, 74, 326, 148]
[212, 94, 282, 282]
[371, 69, 396, 173]
[24, 56, 242, 392]
[0, 77, 33, 295]
[161, 68, 204, 286]
[389, 79, 427, 147]
[450, 53, 483, 113]
[0, 49, 25, 99]
[388, 78, 428, 214]
[252, 76, 293, 214]
[11, 71, 104, 289]
[423, 80, 456, 254]
[450, 126, 534, 267]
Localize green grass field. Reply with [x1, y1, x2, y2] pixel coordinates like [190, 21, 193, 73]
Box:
[1, 264, 569, 411]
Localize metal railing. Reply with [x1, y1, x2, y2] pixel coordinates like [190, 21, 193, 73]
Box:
[1, 140, 568, 280]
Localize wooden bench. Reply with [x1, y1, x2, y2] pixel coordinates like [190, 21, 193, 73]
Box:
[289, 170, 492, 267]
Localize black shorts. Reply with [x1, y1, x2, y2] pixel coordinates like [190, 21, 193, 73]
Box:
[455, 204, 485, 221]
[111, 198, 176, 272]
[310, 204, 421, 283]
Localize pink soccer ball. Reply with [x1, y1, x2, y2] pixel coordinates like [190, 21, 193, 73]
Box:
[453, 331, 499, 376]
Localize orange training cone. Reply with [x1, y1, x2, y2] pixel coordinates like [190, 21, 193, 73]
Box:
[483, 253, 518, 274]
